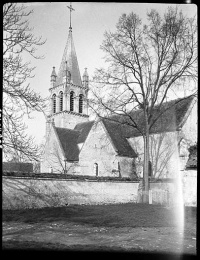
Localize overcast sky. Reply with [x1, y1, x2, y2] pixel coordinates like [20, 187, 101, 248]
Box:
[21, 2, 197, 145]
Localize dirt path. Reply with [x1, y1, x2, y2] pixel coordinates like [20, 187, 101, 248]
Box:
[2, 221, 196, 254]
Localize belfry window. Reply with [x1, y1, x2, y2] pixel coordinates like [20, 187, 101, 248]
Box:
[70, 91, 74, 111]
[52, 94, 56, 113]
[59, 91, 63, 112]
[79, 94, 83, 113]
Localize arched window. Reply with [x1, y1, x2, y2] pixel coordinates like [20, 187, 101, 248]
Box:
[94, 163, 98, 176]
[79, 94, 83, 113]
[70, 91, 74, 111]
[52, 94, 56, 113]
[118, 162, 121, 177]
[59, 91, 63, 112]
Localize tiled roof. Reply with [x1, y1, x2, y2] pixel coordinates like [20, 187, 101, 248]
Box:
[54, 96, 195, 161]
[108, 96, 195, 138]
[56, 30, 82, 87]
[74, 121, 94, 143]
[102, 119, 138, 158]
[55, 121, 94, 161]
[55, 127, 80, 161]
[3, 162, 33, 172]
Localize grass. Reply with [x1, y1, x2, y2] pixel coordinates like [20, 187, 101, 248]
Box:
[2, 240, 135, 251]
[2, 204, 196, 253]
[2, 203, 196, 228]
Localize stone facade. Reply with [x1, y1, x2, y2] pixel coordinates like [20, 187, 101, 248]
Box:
[182, 169, 197, 207]
[78, 121, 136, 177]
[50, 111, 89, 129]
[3, 174, 195, 209]
[42, 124, 65, 173]
[42, 98, 197, 178]
[127, 100, 197, 178]
[3, 176, 140, 209]
[41, 17, 197, 182]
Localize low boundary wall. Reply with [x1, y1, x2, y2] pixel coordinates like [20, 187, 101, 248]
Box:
[3, 175, 140, 209]
[2, 172, 196, 209]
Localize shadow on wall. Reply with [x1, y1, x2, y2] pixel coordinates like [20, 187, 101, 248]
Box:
[3, 173, 196, 209]
[3, 177, 82, 209]
[2, 176, 140, 209]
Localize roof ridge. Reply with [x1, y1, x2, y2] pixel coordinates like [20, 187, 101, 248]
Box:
[106, 95, 194, 122]
[75, 120, 95, 126]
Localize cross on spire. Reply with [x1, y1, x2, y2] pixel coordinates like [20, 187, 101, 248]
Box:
[67, 2, 75, 31]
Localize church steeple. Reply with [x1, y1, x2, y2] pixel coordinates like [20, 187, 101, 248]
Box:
[63, 61, 71, 83]
[56, 29, 82, 87]
[48, 3, 89, 129]
[55, 2, 82, 87]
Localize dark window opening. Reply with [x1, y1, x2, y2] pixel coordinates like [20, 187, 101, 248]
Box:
[60, 91, 63, 112]
[70, 91, 74, 111]
[79, 94, 83, 113]
[94, 163, 98, 176]
[52, 94, 56, 113]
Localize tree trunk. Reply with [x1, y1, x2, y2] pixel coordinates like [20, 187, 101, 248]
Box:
[143, 113, 150, 203]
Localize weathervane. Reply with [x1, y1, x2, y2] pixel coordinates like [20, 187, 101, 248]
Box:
[67, 2, 75, 31]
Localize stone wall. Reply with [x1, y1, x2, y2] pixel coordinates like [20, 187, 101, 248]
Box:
[3, 173, 196, 210]
[182, 169, 197, 207]
[3, 176, 140, 209]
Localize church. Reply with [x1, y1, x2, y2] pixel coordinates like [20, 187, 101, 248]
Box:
[41, 7, 197, 179]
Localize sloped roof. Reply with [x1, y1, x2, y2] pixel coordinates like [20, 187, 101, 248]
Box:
[55, 122, 94, 161]
[3, 162, 33, 172]
[74, 121, 94, 143]
[56, 30, 82, 87]
[55, 127, 80, 161]
[102, 119, 137, 158]
[108, 96, 195, 138]
[54, 96, 195, 161]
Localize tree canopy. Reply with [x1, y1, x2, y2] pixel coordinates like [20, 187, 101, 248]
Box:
[91, 6, 197, 129]
[90, 6, 197, 202]
[3, 3, 47, 162]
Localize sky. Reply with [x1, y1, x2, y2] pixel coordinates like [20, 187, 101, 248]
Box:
[19, 2, 197, 145]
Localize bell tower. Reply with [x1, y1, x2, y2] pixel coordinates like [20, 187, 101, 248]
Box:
[47, 3, 89, 129]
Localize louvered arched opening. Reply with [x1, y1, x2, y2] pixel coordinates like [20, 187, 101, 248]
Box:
[79, 94, 83, 114]
[70, 91, 74, 111]
[52, 94, 56, 113]
[59, 91, 63, 112]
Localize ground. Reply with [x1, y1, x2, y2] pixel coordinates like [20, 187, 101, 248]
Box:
[2, 203, 196, 256]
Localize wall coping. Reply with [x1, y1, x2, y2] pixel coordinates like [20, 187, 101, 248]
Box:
[2, 175, 140, 183]
[3, 172, 176, 183]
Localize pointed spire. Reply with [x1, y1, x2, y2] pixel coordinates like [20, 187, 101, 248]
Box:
[56, 30, 82, 87]
[63, 61, 71, 83]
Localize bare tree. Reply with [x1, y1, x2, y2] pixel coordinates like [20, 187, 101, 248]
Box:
[44, 141, 74, 174]
[3, 3, 47, 162]
[90, 6, 197, 203]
